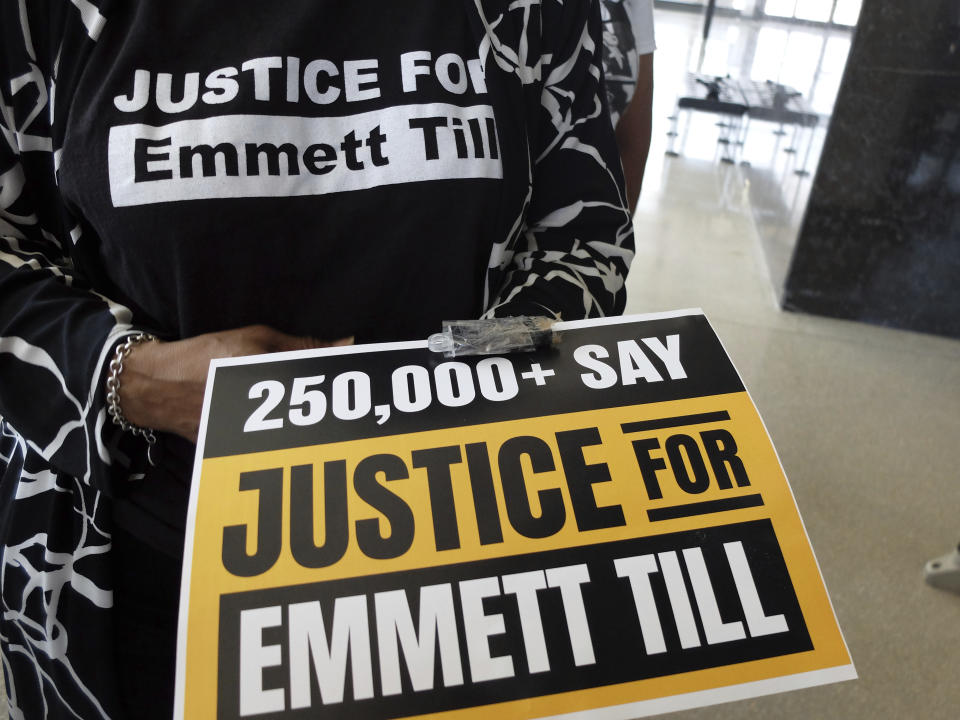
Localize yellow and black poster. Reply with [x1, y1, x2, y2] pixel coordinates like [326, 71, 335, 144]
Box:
[174, 310, 855, 720]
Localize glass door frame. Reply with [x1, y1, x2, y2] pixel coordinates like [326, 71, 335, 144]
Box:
[651, 1, 859, 29]
[754, 0, 860, 28]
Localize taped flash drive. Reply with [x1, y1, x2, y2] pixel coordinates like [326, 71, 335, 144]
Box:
[427, 317, 560, 358]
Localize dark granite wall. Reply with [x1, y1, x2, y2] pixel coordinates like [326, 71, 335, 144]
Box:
[783, 0, 960, 338]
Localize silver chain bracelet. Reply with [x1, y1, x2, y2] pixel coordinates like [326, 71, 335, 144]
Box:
[105, 332, 159, 446]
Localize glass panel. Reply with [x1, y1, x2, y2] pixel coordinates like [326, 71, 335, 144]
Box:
[832, 0, 862, 26]
[673, 0, 748, 10]
[763, 0, 797, 17]
[795, 0, 834, 22]
[700, 25, 742, 76]
[750, 25, 825, 99]
[809, 35, 852, 114]
[751, 27, 790, 80]
[810, 71, 842, 114]
[779, 32, 824, 94]
[821, 35, 852, 76]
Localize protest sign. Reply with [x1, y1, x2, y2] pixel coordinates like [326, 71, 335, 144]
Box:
[174, 310, 854, 719]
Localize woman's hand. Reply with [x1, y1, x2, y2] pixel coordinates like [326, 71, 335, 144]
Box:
[114, 325, 352, 443]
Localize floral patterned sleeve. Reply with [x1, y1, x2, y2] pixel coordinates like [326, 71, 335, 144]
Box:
[480, 0, 635, 321]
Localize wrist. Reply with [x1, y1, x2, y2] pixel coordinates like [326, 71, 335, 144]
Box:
[115, 336, 206, 442]
[105, 332, 159, 444]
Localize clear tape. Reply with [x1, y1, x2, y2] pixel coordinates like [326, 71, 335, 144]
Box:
[427, 317, 559, 357]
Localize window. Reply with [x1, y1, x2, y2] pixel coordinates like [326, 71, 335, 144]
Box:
[760, 0, 861, 26]
[795, 0, 833, 23]
[832, 0, 862, 26]
[763, 0, 797, 18]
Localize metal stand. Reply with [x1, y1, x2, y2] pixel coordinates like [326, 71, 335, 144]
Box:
[667, 75, 749, 163]
[924, 544, 960, 594]
[784, 123, 801, 153]
[665, 113, 681, 157]
[702, 0, 717, 41]
[718, 115, 742, 163]
[794, 118, 819, 176]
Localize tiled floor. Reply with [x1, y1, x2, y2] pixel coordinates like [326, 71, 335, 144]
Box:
[623, 7, 960, 718]
[648, 7, 847, 295]
[627, 155, 960, 719]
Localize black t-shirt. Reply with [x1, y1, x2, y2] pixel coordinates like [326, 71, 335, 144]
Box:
[60, 1, 511, 344]
[3, 0, 633, 558]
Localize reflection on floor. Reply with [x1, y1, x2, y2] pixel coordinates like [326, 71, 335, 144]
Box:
[647, 7, 848, 299]
[624, 7, 960, 719]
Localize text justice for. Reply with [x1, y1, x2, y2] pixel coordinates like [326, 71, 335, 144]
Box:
[112, 52, 488, 114]
[222, 426, 751, 577]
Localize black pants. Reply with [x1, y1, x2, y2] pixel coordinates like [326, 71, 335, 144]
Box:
[112, 526, 181, 720]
